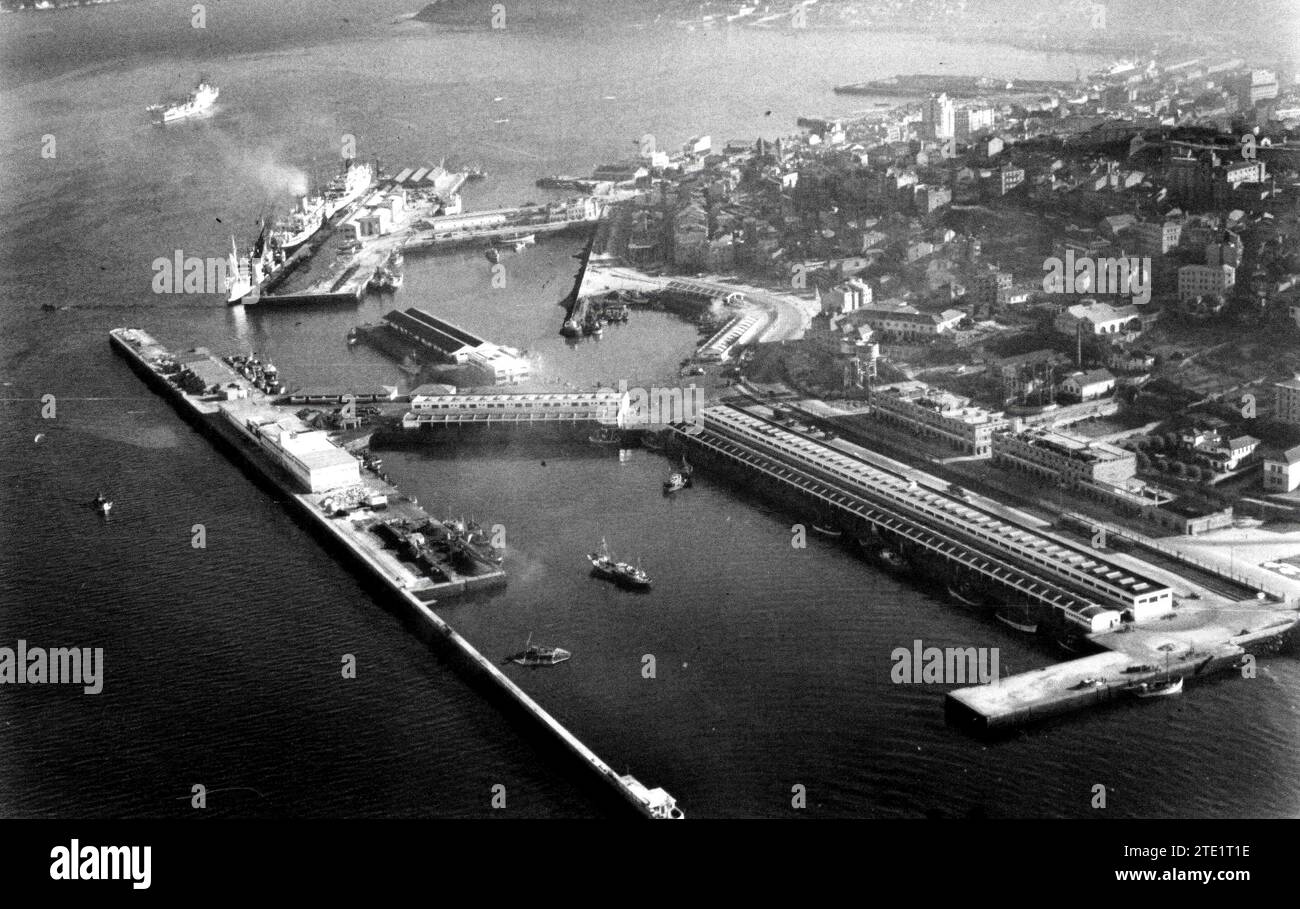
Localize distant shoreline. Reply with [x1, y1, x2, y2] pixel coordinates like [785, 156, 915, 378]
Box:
[410, 2, 1287, 67]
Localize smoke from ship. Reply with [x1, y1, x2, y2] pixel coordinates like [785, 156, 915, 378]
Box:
[216, 140, 311, 201]
[248, 153, 310, 199]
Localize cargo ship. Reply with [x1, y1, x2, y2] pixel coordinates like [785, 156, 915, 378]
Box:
[147, 78, 218, 125]
[225, 225, 287, 306]
[272, 158, 376, 254]
[225, 226, 282, 305]
[322, 158, 376, 219]
[226, 158, 376, 304]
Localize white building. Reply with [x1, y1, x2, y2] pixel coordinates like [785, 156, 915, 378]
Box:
[923, 93, 955, 140]
[824, 279, 872, 315]
[1060, 368, 1116, 401]
[857, 302, 963, 339]
[463, 343, 531, 386]
[222, 404, 360, 493]
[1054, 301, 1141, 336]
[1263, 445, 1300, 493]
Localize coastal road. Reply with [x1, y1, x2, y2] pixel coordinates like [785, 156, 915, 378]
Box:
[582, 265, 817, 343]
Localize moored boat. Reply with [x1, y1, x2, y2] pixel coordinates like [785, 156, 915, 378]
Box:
[1130, 676, 1183, 698]
[588, 425, 621, 445]
[505, 635, 570, 667]
[92, 492, 113, 515]
[322, 158, 376, 219]
[995, 605, 1039, 634]
[272, 193, 328, 252]
[879, 548, 906, 571]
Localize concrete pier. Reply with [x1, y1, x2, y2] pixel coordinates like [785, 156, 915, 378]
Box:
[672, 401, 1298, 732]
[109, 327, 684, 818]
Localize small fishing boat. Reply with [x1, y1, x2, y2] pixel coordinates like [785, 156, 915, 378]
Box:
[93, 492, 113, 515]
[505, 634, 571, 667]
[663, 471, 689, 493]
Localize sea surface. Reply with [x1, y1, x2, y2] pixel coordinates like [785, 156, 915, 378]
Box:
[1, 0, 1296, 818]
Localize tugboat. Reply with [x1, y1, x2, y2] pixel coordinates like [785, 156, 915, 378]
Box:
[664, 455, 693, 491]
[588, 538, 652, 590]
[92, 492, 113, 515]
[505, 634, 571, 667]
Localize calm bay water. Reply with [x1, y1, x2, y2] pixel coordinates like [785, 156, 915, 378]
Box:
[1, 0, 1296, 818]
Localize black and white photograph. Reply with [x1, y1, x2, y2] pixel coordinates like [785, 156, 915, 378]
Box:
[0, 0, 1296, 884]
